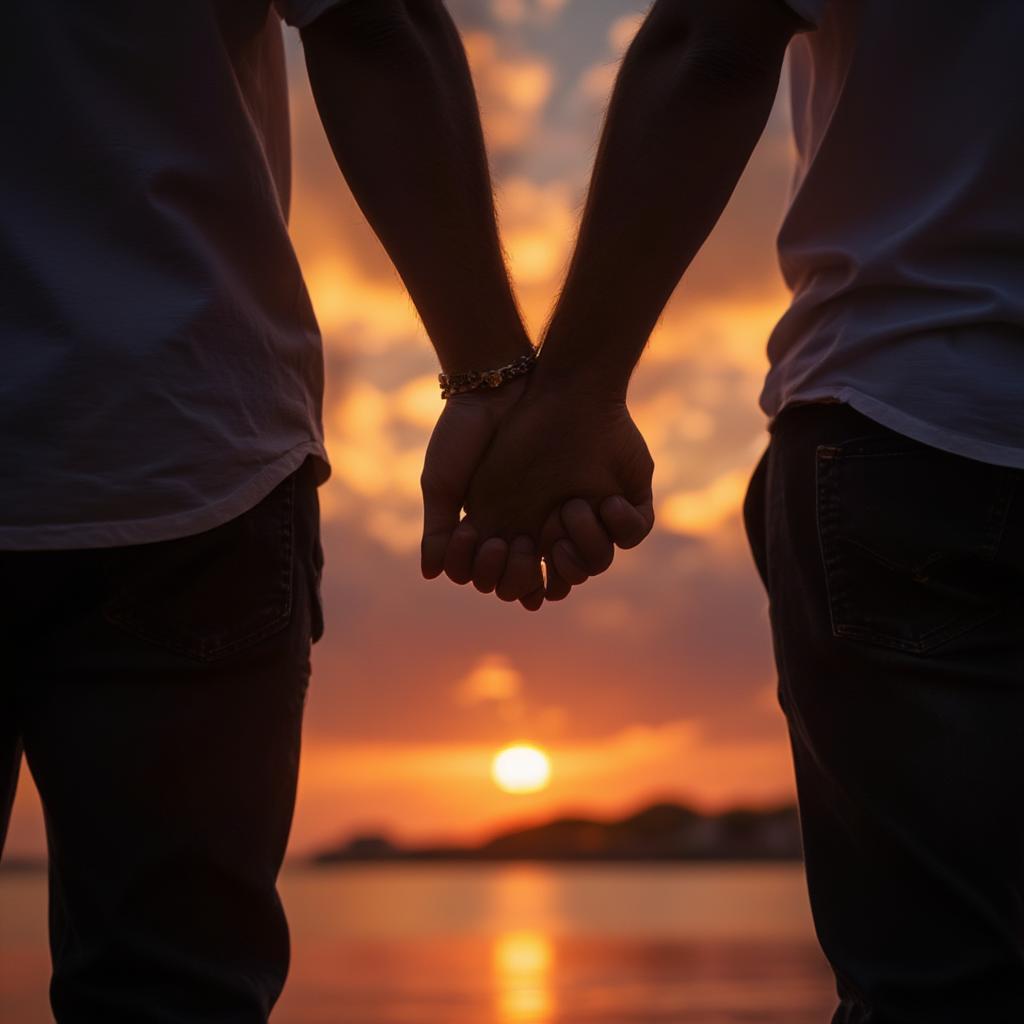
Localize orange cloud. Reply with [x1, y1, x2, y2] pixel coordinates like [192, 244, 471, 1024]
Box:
[659, 467, 754, 538]
[609, 14, 644, 55]
[464, 32, 554, 153]
[491, 0, 569, 27]
[456, 654, 525, 706]
[498, 177, 576, 290]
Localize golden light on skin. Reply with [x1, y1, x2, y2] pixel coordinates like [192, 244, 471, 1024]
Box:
[492, 745, 551, 794]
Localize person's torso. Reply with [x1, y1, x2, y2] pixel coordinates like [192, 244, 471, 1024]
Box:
[0, 1, 328, 548]
[765, 0, 1024, 468]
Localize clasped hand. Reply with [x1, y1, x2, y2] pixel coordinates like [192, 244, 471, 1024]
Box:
[420, 371, 654, 611]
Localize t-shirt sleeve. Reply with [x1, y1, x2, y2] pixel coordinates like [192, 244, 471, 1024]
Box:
[274, 0, 357, 29]
[781, 0, 827, 29]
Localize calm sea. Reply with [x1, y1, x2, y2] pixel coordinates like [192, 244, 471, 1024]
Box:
[1, 863, 836, 1023]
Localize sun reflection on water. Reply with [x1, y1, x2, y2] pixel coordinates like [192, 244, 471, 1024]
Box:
[493, 930, 555, 1023]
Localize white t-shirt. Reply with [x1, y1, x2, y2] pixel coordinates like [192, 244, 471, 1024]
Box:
[0, 0, 345, 550]
[767, 0, 1024, 468]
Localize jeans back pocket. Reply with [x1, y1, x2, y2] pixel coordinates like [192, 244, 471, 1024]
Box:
[816, 436, 1015, 654]
[102, 475, 296, 662]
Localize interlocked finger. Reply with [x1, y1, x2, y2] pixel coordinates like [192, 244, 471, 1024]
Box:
[560, 499, 614, 575]
[443, 520, 478, 585]
[497, 536, 544, 603]
[472, 537, 508, 593]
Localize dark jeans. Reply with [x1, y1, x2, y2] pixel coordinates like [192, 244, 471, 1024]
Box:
[744, 402, 1024, 1023]
[0, 458, 324, 1023]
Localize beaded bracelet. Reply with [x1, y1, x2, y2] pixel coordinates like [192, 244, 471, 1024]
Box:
[439, 350, 538, 400]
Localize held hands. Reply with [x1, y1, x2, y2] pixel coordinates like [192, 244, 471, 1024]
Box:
[420, 372, 655, 611]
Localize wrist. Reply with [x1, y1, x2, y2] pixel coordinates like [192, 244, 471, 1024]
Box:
[531, 350, 631, 406]
[436, 324, 534, 379]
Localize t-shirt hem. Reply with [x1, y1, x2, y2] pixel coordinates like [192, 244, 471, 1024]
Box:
[0, 441, 331, 551]
[771, 386, 1024, 470]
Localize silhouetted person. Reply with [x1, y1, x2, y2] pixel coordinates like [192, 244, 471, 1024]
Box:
[434, 0, 1024, 1020]
[0, 1, 559, 1020]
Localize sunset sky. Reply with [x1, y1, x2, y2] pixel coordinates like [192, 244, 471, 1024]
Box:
[7, 0, 803, 859]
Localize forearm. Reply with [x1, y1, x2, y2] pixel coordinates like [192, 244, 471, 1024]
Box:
[302, 0, 531, 374]
[537, 0, 797, 399]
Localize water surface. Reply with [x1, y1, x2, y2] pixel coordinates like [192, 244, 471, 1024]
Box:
[1, 863, 836, 1023]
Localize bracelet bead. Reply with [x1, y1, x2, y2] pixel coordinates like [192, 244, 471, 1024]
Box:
[439, 350, 538, 399]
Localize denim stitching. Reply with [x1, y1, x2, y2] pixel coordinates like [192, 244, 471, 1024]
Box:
[816, 444, 1015, 655]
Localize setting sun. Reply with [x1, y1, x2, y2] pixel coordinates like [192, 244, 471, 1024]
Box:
[491, 745, 551, 795]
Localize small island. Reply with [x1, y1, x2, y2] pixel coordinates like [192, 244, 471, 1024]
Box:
[311, 801, 803, 865]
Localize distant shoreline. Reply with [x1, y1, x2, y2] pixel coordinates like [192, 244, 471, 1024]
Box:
[310, 800, 803, 867]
